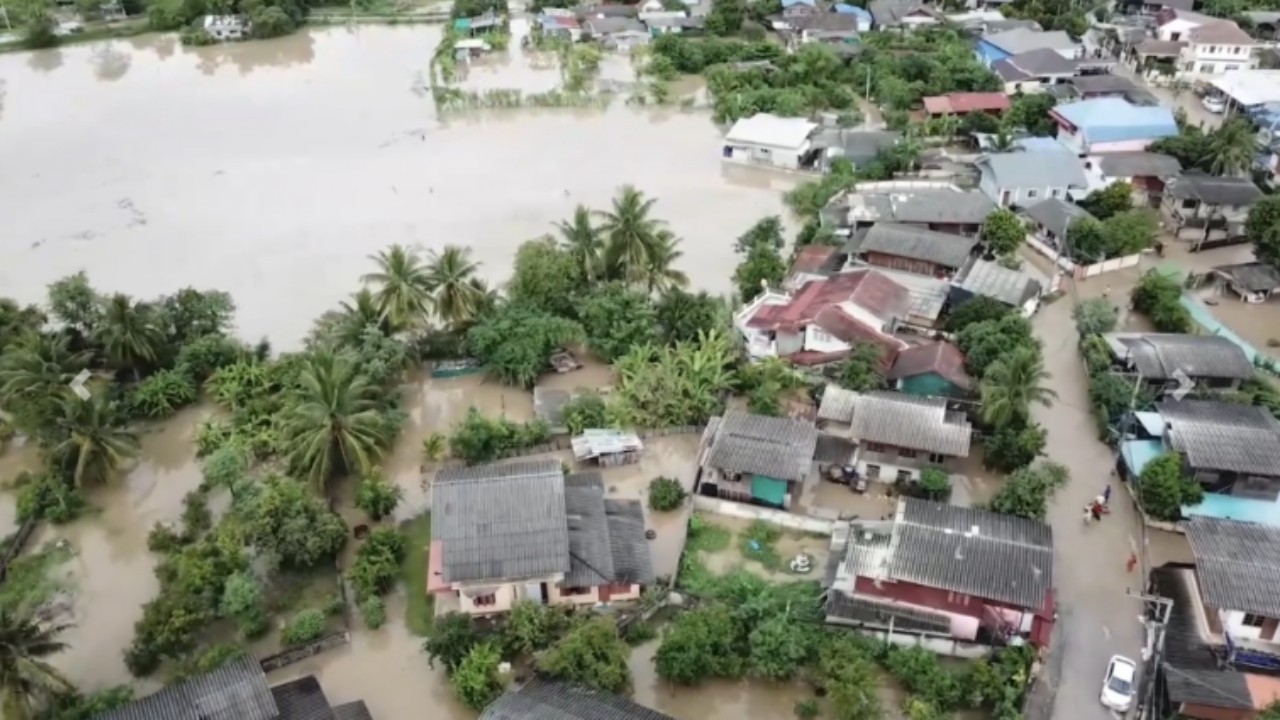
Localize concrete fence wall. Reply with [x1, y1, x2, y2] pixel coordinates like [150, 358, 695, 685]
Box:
[441, 425, 706, 467]
[259, 631, 352, 673]
[692, 496, 835, 535]
[828, 621, 995, 658]
[1024, 234, 1142, 279]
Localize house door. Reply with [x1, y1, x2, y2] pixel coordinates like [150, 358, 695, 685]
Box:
[1000, 190, 1012, 206]
[524, 583, 545, 604]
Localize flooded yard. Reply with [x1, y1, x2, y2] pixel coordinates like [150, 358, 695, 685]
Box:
[696, 513, 830, 583]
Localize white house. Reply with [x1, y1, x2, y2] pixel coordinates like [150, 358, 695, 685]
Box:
[976, 150, 1088, 207]
[202, 15, 249, 41]
[1156, 9, 1257, 76]
[722, 114, 819, 170]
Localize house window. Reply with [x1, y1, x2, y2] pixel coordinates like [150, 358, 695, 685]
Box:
[811, 328, 835, 344]
[1225, 65, 1240, 72]
[928, 452, 946, 464]
[1024, 189, 1038, 199]
[866, 464, 881, 479]
[1243, 614, 1268, 628]
[1208, 45, 1219, 53]
[896, 469, 912, 483]
[898, 448, 918, 459]
[561, 586, 591, 597]
[864, 442, 887, 453]
[472, 593, 497, 607]
[1181, 199, 1198, 210]
[948, 592, 970, 605]
[1050, 188, 1062, 198]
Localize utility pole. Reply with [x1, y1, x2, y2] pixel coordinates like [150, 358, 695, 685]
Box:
[1126, 589, 1173, 720]
[0, 4, 11, 30]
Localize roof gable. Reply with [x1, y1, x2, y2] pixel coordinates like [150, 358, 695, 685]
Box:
[858, 223, 979, 269]
[886, 342, 971, 389]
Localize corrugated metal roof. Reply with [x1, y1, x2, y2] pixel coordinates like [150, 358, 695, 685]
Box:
[1185, 516, 1280, 618]
[849, 392, 972, 457]
[480, 678, 677, 720]
[99, 655, 276, 720]
[705, 412, 818, 482]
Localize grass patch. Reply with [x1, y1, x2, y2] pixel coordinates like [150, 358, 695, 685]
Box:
[0, 542, 72, 614]
[399, 512, 433, 636]
[685, 512, 731, 553]
[737, 520, 783, 571]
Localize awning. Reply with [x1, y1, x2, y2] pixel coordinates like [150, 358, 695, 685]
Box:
[751, 475, 788, 506]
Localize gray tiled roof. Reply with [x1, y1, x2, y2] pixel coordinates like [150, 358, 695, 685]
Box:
[983, 28, 1076, 54]
[1156, 400, 1280, 476]
[858, 223, 978, 269]
[813, 434, 858, 464]
[991, 58, 1031, 82]
[977, 151, 1087, 192]
[271, 676, 336, 720]
[841, 190, 996, 226]
[480, 678, 677, 720]
[99, 655, 276, 720]
[1213, 262, 1280, 294]
[818, 384, 859, 423]
[868, 0, 936, 26]
[1097, 152, 1181, 179]
[604, 499, 656, 585]
[432, 460, 570, 584]
[1185, 516, 1280, 618]
[331, 701, 375, 720]
[850, 391, 972, 457]
[845, 498, 1054, 608]
[705, 411, 818, 482]
[1021, 197, 1093, 238]
[1107, 333, 1255, 381]
[1005, 47, 1077, 75]
[1166, 174, 1264, 207]
[1150, 566, 1254, 709]
[564, 473, 618, 587]
[955, 258, 1042, 308]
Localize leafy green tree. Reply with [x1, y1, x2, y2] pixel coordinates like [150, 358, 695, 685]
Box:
[348, 526, 406, 601]
[425, 246, 486, 329]
[361, 244, 431, 331]
[0, 334, 92, 435]
[1079, 181, 1133, 220]
[611, 329, 737, 427]
[655, 289, 724, 345]
[980, 208, 1026, 257]
[448, 409, 550, 464]
[281, 609, 326, 646]
[1258, 699, 1280, 720]
[1131, 270, 1192, 333]
[539, 617, 632, 693]
[128, 368, 197, 419]
[735, 216, 786, 255]
[918, 468, 951, 501]
[451, 642, 504, 710]
[655, 604, 746, 684]
[705, 0, 744, 35]
[1102, 209, 1159, 257]
[648, 476, 687, 511]
[502, 601, 555, 657]
[35, 685, 133, 720]
[1137, 452, 1203, 521]
[983, 421, 1047, 472]
[0, 611, 74, 720]
[1246, 195, 1280, 268]
[354, 473, 403, 521]
[246, 475, 348, 568]
[50, 392, 139, 487]
[733, 242, 786, 303]
[508, 237, 585, 318]
[154, 288, 236, 346]
[1006, 92, 1057, 136]
[979, 347, 1058, 429]
[579, 283, 658, 361]
[561, 393, 609, 435]
[956, 314, 1036, 378]
[47, 272, 103, 338]
[555, 205, 605, 283]
[834, 343, 887, 392]
[1071, 298, 1119, 336]
[281, 351, 389, 492]
[749, 614, 818, 681]
[424, 612, 482, 671]
[1064, 215, 1107, 263]
[987, 461, 1069, 520]
[96, 294, 164, 379]
[220, 572, 267, 638]
[466, 304, 583, 387]
[944, 296, 1010, 334]
[598, 185, 666, 286]
[817, 635, 882, 720]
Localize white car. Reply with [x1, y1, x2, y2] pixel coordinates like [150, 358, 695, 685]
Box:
[1100, 655, 1138, 713]
[1202, 95, 1226, 113]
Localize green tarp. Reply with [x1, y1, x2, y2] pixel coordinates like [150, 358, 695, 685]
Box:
[751, 475, 787, 507]
[453, 18, 471, 30]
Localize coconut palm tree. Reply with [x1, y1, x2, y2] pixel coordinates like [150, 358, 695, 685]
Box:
[0, 334, 91, 414]
[554, 205, 604, 283]
[94, 294, 164, 380]
[50, 391, 139, 487]
[361, 244, 432, 331]
[425, 246, 486, 329]
[280, 351, 389, 493]
[644, 231, 689, 295]
[979, 347, 1059, 429]
[0, 611, 73, 720]
[1209, 118, 1257, 177]
[597, 185, 665, 285]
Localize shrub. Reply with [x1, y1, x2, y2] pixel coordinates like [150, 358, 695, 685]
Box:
[449, 408, 551, 464]
[562, 393, 610, 435]
[1137, 452, 1203, 521]
[983, 422, 1047, 473]
[15, 471, 89, 524]
[918, 468, 951, 501]
[281, 609, 327, 646]
[128, 367, 198, 419]
[648, 477, 686, 511]
[1071, 298, 1119, 336]
[451, 642, 504, 710]
[361, 597, 387, 629]
[355, 474, 404, 521]
[349, 527, 408, 601]
[794, 699, 819, 720]
[987, 462, 1069, 520]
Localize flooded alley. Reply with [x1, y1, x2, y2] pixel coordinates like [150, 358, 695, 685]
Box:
[0, 25, 789, 349]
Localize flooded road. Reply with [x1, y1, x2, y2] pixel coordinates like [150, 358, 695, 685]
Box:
[0, 25, 787, 349]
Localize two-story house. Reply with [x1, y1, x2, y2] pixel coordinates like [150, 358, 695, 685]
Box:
[845, 223, 980, 277]
[1183, 517, 1280, 659]
[734, 269, 912, 366]
[1102, 332, 1256, 394]
[698, 411, 819, 508]
[1156, 8, 1258, 76]
[847, 391, 973, 482]
[825, 498, 1055, 647]
[1162, 174, 1265, 247]
[428, 460, 654, 615]
[824, 182, 997, 237]
[1154, 400, 1280, 501]
[975, 27, 1079, 68]
[977, 149, 1088, 207]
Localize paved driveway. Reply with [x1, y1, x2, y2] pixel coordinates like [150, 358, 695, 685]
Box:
[1029, 280, 1153, 720]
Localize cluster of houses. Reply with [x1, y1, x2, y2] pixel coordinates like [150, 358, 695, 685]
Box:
[536, 0, 707, 49]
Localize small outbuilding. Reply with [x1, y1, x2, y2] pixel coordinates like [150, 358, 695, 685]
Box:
[722, 113, 820, 170]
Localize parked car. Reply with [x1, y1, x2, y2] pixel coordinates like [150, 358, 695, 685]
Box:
[1100, 655, 1137, 713]
[1202, 95, 1226, 113]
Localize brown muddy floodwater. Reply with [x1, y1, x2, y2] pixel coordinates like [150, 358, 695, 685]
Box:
[0, 25, 791, 349]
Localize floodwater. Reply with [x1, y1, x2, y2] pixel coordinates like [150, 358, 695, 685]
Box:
[0, 24, 788, 350]
[0, 438, 42, 535]
[41, 403, 213, 692]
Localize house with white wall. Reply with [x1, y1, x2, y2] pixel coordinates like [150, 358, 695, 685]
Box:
[1184, 517, 1280, 653]
[1049, 98, 1178, 155]
[428, 461, 653, 615]
[847, 391, 973, 482]
[976, 149, 1088, 207]
[734, 269, 911, 366]
[1156, 8, 1258, 76]
[722, 113, 820, 171]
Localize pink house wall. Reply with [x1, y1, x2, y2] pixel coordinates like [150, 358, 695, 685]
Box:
[1088, 138, 1158, 153]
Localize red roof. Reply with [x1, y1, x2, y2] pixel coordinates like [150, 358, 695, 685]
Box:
[745, 270, 911, 332]
[922, 92, 1010, 115]
[886, 341, 971, 389]
[812, 306, 907, 366]
[790, 245, 839, 275]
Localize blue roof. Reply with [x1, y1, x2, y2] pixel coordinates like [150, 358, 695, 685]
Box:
[1053, 98, 1178, 144]
[1184, 493, 1280, 527]
[1121, 439, 1163, 477]
[782, 0, 816, 6]
[1013, 137, 1062, 152]
[834, 3, 872, 17]
[1133, 412, 1166, 437]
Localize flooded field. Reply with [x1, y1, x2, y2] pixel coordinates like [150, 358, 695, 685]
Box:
[0, 24, 789, 350]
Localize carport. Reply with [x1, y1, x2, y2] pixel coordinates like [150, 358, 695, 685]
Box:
[1208, 70, 1280, 115]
